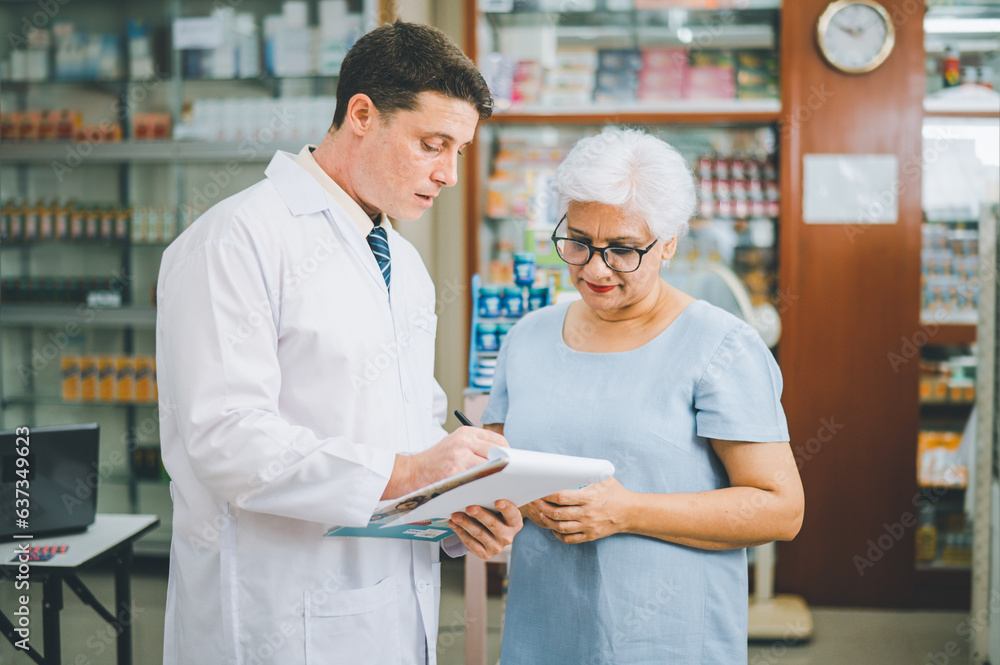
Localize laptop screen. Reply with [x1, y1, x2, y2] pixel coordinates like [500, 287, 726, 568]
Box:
[0, 423, 100, 540]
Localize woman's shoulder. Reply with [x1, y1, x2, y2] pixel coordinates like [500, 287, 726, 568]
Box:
[504, 300, 569, 345]
[678, 300, 760, 351]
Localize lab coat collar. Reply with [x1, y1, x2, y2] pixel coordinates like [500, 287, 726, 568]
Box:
[264, 150, 333, 216]
[266, 150, 395, 299]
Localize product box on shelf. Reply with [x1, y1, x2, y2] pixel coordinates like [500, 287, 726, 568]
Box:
[541, 48, 598, 108]
[687, 51, 736, 100]
[0, 276, 122, 306]
[917, 431, 968, 489]
[127, 19, 156, 79]
[735, 50, 779, 99]
[1, 200, 130, 245]
[53, 24, 123, 81]
[512, 61, 544, 106]
[116, 356, 136, 402]
[61, 354, 158, 404]
[132, 113, 172, 141]
[639, 48, 688, 102]
[133, 446, 168, 481]
[61, 355, 81, 402]
[921, 222, 980, 323]
[468, 270, 553, 392]
[80, 355, 98, 402]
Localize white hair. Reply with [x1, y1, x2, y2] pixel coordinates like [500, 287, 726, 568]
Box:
[553, 127, 696, 241]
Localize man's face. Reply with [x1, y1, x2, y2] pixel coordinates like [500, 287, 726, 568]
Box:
[353, 91, 479, 222]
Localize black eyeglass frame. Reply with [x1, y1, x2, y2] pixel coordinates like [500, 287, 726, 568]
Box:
[550, 214, 659, 274]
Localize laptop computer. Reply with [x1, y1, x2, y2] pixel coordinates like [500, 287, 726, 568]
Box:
[0, 423, 100, 541]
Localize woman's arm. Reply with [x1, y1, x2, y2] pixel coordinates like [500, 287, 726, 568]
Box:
[536, 439, 804, 550]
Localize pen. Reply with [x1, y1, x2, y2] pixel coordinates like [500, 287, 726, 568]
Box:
[454, 410, 474, 427]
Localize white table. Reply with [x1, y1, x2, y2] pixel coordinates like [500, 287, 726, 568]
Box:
[0, 514, 159, 665]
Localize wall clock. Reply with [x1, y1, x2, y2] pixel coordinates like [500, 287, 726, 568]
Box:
[817, 0, 896, 74]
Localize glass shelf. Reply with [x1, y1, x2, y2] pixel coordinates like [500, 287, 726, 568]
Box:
[0, 139, 303, 164]
[1, 396, 158, 407]
[3, 74, 342, 86]
[0, 305, 157, 328]
[916, 560, 972, 571]
[492, 98, 781, 120]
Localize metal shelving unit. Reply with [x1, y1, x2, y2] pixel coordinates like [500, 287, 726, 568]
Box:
[0, 0, 377, 556]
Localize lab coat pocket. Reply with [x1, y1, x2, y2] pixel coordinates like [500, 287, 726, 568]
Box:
[303, 576, 400, 665]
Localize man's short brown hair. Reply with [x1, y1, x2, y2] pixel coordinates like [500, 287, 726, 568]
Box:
[332, 20, 493, 129]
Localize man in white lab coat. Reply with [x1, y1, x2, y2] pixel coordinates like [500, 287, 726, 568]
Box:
[156, 21, 522, 665]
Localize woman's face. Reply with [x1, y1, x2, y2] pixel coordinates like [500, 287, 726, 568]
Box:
[563, 201, 677, 315]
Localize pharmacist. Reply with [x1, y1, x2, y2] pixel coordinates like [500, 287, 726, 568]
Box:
[156, 22, 522, 665]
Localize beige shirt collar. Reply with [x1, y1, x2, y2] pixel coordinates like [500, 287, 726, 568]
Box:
[294, 145, 388, 236]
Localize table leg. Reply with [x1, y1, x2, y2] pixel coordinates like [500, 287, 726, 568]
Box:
[464, 554, 488, 665]
[42, 575, 62, 665]
[114, 544, 134, 665]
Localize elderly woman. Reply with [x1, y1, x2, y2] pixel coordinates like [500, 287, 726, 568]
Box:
[477, 127, 804, 664]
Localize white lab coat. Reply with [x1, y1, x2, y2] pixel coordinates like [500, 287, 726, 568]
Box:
[156, 150, 450, 665]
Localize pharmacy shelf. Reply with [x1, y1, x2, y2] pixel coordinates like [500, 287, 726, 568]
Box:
[0, 305, 157, 329]
[490, 98, 781, 124]
[0, 140, 303, 164]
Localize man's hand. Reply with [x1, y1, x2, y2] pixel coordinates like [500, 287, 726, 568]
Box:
[449, 500, 523, 559]
[382, 426, 508, 500]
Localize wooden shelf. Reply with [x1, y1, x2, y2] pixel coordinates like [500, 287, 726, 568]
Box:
[913, 566, 971, 610]
[922, 323, 977, 346]
[924, 109, 1000, 119]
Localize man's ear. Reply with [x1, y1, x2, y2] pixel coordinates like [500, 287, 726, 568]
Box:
[661, 236, 678, 261]
[344, 94, 378, 137]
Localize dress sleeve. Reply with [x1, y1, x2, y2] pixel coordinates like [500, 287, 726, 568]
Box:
[694, 322, 790, 443]
[481, 322, 515, 426]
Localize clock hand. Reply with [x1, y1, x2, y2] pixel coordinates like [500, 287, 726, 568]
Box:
[834, 20, 858, 37]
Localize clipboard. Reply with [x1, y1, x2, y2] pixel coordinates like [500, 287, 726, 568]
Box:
[324, 447, 614, 540]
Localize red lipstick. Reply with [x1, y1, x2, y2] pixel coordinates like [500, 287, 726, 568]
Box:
[585, 282, 615, 293]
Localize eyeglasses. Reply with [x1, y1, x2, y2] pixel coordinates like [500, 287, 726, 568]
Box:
[550, 215, 659, 273]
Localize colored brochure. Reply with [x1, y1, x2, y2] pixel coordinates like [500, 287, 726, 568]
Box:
[324, 518, 456, 542]
[324, 447, 615, 540]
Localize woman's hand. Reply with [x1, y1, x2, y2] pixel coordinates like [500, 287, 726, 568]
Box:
[519, 500, 549, 529]
[534, 477, 632, 544]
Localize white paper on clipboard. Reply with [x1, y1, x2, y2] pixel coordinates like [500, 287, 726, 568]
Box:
[379, 447, 615, 527]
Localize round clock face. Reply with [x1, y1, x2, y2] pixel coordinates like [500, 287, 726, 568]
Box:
[817, 1, 895, 74]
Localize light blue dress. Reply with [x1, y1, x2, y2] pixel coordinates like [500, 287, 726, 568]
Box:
[482, 299, 790, 665]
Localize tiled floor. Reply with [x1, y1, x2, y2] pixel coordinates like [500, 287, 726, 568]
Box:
[0, 556, 975, 665]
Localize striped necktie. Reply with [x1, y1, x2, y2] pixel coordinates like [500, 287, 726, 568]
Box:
[366, 223, 391, 290]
